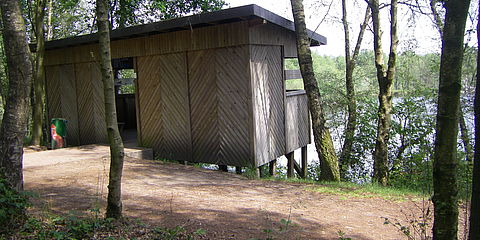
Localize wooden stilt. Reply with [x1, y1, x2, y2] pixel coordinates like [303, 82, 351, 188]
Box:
[301, 146, 308, 178]
[258, 166, 265, 178]
[269, 159, 277, 177]
[218, 165, 228, 172]
[235, 166, 242, 174]
[286, 152, 294, 178]
[255, 167, 261, 178]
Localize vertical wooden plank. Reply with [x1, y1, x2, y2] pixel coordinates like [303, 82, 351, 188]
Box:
[301, 146, 308, 178]
[286, 152, 294, 178]
[269, 159, 277, 176]
[134, 57, 143, 146]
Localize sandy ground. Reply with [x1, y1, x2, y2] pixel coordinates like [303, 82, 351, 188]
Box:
[21, 148, 438, 240]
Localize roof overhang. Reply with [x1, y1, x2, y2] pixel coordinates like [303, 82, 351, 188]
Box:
[34, 4, 327, 51]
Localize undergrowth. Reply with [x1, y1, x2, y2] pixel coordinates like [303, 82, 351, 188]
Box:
[3, 209, 207, 240]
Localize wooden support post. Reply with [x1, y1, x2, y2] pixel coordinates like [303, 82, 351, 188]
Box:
[218, 165, 228, 172]
[235, 166, 242, 174]
[286, 152, 294, 178]
[301, 146, 308, 178]
[269, 159, 277, 177]
[256, 167, 261, 178]
[293, 161, 302, 175]
[258, 166, 265, 178]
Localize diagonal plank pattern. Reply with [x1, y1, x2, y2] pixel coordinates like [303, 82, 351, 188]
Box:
[285, 93, 310, 153]
[188, 46, 251, 166]
[137, 53, 191, 161]
[75, 62, 107, 144]
[45, 64, 80, 146]
[250, 45, 285, 166]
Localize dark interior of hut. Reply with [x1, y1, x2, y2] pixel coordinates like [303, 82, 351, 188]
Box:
[112, 57, 137, 146]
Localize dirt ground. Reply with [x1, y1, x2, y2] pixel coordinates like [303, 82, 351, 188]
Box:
[23, 155, 432, 240]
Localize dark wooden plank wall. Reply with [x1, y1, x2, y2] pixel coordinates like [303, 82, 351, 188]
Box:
[250, 45, 285, 166]
[45, 64, 80, 146]
[136, 53, 191, 161]
[45, 21, 252, 66]
[188, 46, 251, 166]
[44, 21, 298, 65]
[285, 91, 310, 153]
[249, 23, 298, 58]
[75, 62, 107, 144]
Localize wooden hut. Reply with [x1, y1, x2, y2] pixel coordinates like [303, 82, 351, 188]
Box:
[42, 4, 327, 169]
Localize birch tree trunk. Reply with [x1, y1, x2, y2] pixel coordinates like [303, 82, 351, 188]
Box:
[31, 0, 47, 146]
[370, 0, 398, 186]
[290, 0, 340, 181]
[0, 0, 34, 191]
[96, 0, 125, 219]
[432, 0, 470, 238]
[339, 1, 370, 177]
[46, 0, 53, 40]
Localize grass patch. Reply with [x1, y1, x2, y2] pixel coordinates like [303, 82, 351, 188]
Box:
[286, 79, 304, 90]
[307, 181, 428, 201]
[263, 178, 428, 202]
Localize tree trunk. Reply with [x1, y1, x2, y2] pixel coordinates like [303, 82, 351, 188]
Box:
[31, 0, 47, 146]
[370, 0, 398, 186]
[96, 0, 125, 219]
[46, 0, 53, 40]
[290, 0, 340, 181]
[468, 2, 480, 238]
[459, 107, 473, 162]
[0, 0, 34, 191]
[339, 1, 370, 177]
[432, 0, 470, 239]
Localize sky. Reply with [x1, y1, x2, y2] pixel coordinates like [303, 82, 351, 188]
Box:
[225, 0, 475, 57]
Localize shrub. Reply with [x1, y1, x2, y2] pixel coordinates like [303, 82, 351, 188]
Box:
[0, 177, 30, 235]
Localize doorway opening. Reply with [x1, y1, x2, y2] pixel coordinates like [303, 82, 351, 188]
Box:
[112, 57, 137, 146]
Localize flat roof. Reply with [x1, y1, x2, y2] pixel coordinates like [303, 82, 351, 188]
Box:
[41, 4, 327, 51]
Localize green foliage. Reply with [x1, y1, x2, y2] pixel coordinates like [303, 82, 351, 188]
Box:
[109, 0, 227, 29]
[0, 178, 30, 235]
[337, 230, 352, 240]
[249, 218, 297, 240]
[383, 202, 432, 240]
[12, 210, 206, 239]
[153, 225, 206, 240]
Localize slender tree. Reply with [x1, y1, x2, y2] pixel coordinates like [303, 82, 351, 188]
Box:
[369, 0, 398, 186]
[468, 2, 480, 238]
[31, 0, 47, 146]
[0, 0, 34, 191]
[339, 1, 370, 177]
[291, 0, 340, 181]
[429, 0, 474, 163]
[96, 0, 125, 219]
[432, 0, 470, 238]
